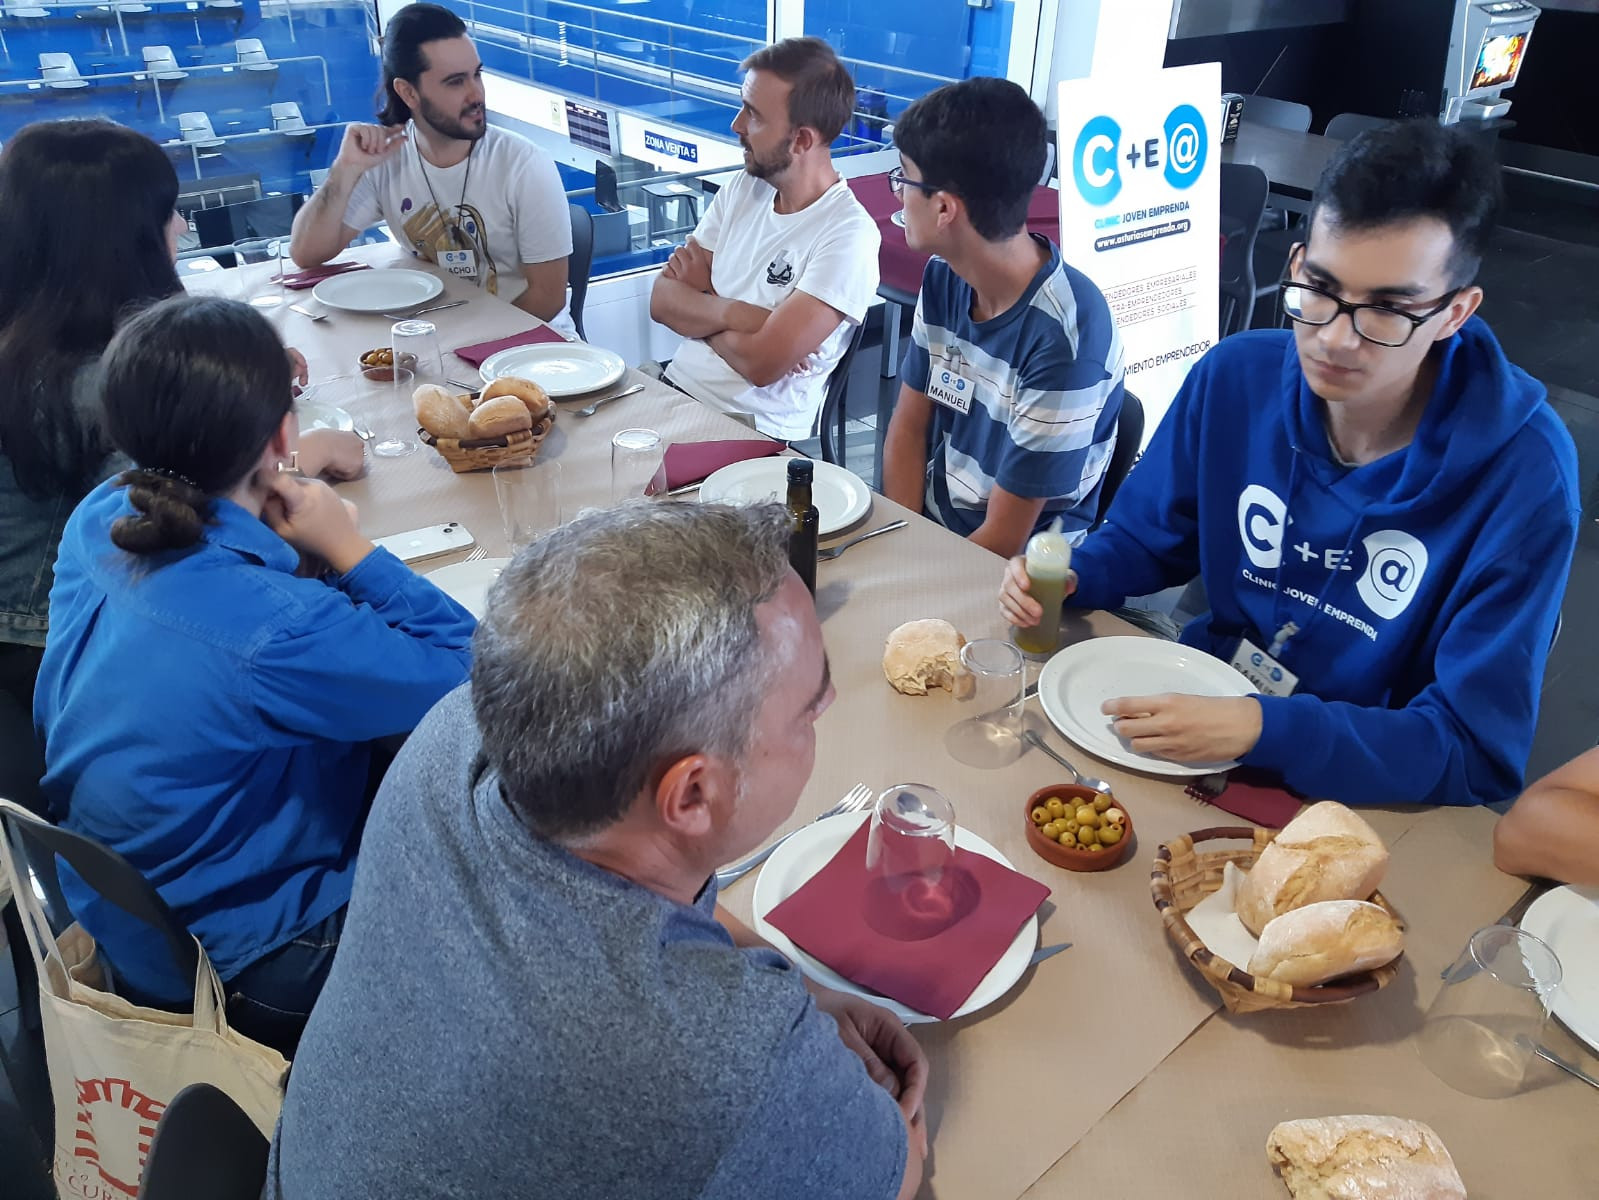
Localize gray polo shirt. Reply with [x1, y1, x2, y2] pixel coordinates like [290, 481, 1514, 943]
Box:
[266, 686, 906, 1199]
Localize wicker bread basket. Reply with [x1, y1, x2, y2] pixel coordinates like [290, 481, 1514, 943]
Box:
[1151, 825, 1405, 1014]
[418, 411, 554, 473]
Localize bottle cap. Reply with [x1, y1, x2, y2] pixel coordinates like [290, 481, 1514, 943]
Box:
[787, 459, 814, 483]
[1025, 517, 1070, 570]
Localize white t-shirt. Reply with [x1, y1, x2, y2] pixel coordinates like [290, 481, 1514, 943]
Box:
[344, 124, 576, 335]
[665, 172, 880, 441]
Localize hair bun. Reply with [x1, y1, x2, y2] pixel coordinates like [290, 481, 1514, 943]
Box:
[110, 468, 208, 554]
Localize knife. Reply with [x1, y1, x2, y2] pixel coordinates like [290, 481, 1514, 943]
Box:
[1029, 942, 1072, 966]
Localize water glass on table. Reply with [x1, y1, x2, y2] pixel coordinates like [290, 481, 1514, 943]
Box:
[231, 237, 287, 309]
[492, 458, 562, 551]
[1417, 925, 1562, 1099]
[611, 428, 663, 503]
[864, 784, 959, 938]
[391, 319, 445, 385]
[362, 365, 417, 459]
[944, 638, 1025, 769]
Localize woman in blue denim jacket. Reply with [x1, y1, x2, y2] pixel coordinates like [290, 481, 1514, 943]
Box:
[35, 295, 478, 1054]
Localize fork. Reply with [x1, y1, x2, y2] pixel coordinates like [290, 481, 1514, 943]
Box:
[382, 299, 468, 320]
[816, 520, 908, 561]
[459, 545, 488, 564]
[714, 783, 874, 889]
[575, 382, 646, 417]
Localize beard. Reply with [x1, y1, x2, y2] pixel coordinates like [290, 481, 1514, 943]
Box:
[742, 136, 792, 181]
[418, 92, 487, 143]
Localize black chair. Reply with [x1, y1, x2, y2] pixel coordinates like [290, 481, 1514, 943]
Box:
[593, 159, 622, 212]
[1218, 163, 1268, 339]
[567, 203, 594, 341]
[1249, 220, 1302, 329]
[1093, 389, 1144, 528]
[137, 1082, 268, 1200]
[817, 319, 869, 466]
[1238, 96, 1312, 133]
[0, 804, 198, 994]
[191, 192, 305, 263]
[1324, 112, 1388, 141]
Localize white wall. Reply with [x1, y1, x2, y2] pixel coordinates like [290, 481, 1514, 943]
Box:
[1043, 0, 1100, 119]
[1042, 0, 1177, 120]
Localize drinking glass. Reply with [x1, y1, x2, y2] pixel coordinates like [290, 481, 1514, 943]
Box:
[492, 457, 562, 551]
[231, 237, 287, 309]
[363, 365, 417, 458]
[610, 428, 663, 502]
[944, 638, 1025, 768]
[1416, 925, 1562, 1099]
[391, 319, 445, 385]
[863, 784, 958, 938]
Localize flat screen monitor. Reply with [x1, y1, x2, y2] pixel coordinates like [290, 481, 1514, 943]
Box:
[1471, 30, 1530, 91]
[565, 100, 614, 156]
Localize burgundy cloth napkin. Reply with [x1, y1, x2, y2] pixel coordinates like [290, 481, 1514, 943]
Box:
[766, 821, 1049, 1020]
[275, 262, 371, 290]
[650, 439, 782, 493]
[1196, 771, 1303, 828]
[452, 325, 568, 366]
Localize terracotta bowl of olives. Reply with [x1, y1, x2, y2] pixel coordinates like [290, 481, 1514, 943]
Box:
[1024, 784, 1132, 872]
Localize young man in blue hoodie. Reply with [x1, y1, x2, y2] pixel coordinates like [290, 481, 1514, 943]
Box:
[1000, 120, 1579, 808]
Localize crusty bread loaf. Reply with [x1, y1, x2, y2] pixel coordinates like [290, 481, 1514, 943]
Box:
[480, 376, 552, 420]
[412, 384, 473, 439]
[466, 394, 534, 439]
[883, 619, 965, 696]
[1248, 900, 1404, 987]
[1266, 1116, 1465, 1199]
[1236, 802, 1389, 936]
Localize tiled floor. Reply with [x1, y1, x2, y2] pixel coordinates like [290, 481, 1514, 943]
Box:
[1, 186, 1594, 1196]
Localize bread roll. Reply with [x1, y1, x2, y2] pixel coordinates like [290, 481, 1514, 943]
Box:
[1248, 900, 1403, 987]
[412, 384, 473, 439]
[1266, 1116, 1465, 1199]
[480, 376, 552, 420]
[883, 619, 965, 696]
[1236, 802, 1389, 936]
[466, 394, 534, 439]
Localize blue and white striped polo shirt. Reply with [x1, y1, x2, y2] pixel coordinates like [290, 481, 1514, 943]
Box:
[902, 237, 1125, 542]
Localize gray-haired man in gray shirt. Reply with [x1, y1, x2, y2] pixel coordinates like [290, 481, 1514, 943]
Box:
[266, 499, 928, 1199]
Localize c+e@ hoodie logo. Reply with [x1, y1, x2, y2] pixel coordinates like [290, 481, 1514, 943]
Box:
[1071, 104, 1208, 206]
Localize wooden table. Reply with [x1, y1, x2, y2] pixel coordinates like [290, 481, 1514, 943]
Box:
[205, 248, 1597, 1198]
[1222, 123, 1343, 214]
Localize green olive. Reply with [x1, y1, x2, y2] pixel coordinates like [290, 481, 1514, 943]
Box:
[1103, 807, 1126, 826]
[1043, 820, 1064, 839]
[1092, 792, 1113, 813]
[1087, 842, 1105, 852]
[1074, 806, 1098, 827]
[1031, 806, 1050, 825]
[1098, 824, 1123, 846]
[1045, 797, 1066, 818]
[1056, 827, 1077, 846]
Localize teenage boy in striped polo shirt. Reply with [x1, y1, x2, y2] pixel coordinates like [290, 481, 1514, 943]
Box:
[882, 78, 1125, 558]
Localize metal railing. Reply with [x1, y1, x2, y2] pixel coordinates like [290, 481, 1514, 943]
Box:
[0, 52, 332, 122]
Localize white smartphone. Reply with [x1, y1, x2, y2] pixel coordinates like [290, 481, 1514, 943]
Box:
[373, 522, 475, 565]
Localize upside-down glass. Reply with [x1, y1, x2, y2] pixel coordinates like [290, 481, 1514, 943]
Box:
[492, 457, 562, 551]
[391, 319, 445, 385]
[610, 428, 663, 502]
[864, 784, 957, 937]
[231, 237, 287, 309]
[1416, 925, 1562, 1099]
[363, 365, 417, 458]
[944, 638, 1025, 769]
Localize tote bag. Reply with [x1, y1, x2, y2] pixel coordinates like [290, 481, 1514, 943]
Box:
[0, 798, 289, 1199]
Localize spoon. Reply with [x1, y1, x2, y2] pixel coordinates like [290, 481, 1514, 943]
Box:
[1526, 1040, 1599, 1092]
[1022, 728, 1114, 795]
[575, 382, 646, 417]
[816, 520, 908, 561]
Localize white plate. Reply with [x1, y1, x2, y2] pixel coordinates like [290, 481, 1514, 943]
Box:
[1520, 885, 1599, 1054]
[423, 557, 509, 619]
[296, 400, 353, 434]
[890, 209, 907, 228]
[699, 457, 871, 537]
[478, 342, 626, 397]
[311, 268, 443, 314]
[1037, 636, 1256, 777]
[751, 811, 1038, 1024]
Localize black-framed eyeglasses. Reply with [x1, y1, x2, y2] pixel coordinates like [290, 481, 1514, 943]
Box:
[1278, 278, 1462, 348]
[886, 169, 940, 199]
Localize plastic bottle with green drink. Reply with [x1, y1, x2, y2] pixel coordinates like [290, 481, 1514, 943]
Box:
[1013, 518, 1070, 657]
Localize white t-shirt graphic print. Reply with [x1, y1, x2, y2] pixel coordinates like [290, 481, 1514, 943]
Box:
[665, 172, 880, 441]
[343, 124, 576, 335]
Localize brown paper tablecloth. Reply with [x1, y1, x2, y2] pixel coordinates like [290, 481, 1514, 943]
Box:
[190, 248, 1585, 1200]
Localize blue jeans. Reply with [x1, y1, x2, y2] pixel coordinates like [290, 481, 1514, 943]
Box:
[225, 905, 347, 1058]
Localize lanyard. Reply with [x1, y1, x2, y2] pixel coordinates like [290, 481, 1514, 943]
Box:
[416, 137, 476, 273]
[1263, 450, 1364, 660]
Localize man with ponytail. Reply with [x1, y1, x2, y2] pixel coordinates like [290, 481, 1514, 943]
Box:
[289, 3, 574, 331]
[34, 295, 476, 1054]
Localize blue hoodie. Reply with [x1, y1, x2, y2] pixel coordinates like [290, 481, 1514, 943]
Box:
[1069, 319, 1579, 808]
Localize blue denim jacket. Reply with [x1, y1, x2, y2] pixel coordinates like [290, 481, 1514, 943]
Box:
[36, 478, 477, 1001]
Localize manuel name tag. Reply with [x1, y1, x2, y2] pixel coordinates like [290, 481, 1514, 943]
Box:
[928, 365, 975, 415]
[1229, 637, 1298, 697]
[440, 249, 478, 279]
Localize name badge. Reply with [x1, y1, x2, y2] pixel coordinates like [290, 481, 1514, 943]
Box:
[927, 365, 975, 415]
[1229, 637, 1299, 697]
[440, 249, 478, 279]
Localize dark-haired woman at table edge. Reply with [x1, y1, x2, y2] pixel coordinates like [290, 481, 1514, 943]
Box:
[34, 294, 476, 1055]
